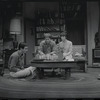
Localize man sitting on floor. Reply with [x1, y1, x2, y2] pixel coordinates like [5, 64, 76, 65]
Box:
[8, 42, 36, 79]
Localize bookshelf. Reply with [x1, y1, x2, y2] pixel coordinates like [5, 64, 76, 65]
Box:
[34, 9, 65, 46]
[59, 0, 86, 45]
[34, 0, 86, 45]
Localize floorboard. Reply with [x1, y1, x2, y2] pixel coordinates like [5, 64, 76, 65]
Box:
[0, 68, 100, 99]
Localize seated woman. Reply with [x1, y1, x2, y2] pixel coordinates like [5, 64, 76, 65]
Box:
[36, 33, 58, 60]
[55, 32, 73, 75]
[57, 32, 73, 61]
[8, 42, 36, 79]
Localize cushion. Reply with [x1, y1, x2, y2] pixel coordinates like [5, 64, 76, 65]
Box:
[72, 45, 86, 57]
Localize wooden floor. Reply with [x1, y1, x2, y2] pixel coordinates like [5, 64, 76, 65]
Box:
[0, 68, 100, 99]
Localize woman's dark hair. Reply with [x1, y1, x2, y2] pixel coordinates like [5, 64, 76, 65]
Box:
[18, 42, 27, 50]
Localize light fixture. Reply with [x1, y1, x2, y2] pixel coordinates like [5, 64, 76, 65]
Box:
[10, 14, 21, 49]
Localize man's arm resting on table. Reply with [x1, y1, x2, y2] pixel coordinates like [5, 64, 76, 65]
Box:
[63, 52, 72, 57]
[38, 50, 44, 55]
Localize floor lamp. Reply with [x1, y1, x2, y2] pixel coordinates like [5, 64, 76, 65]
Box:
[10, 16, 21, 50]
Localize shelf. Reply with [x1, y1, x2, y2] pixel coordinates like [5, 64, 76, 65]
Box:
[36, 37, 60, 39]
[37, 17, 60, 20]
[36, 37, 44, 39]
[36, 24, 64, 26]
[36, 31, 62, 33]
[66, 18, 84, 21]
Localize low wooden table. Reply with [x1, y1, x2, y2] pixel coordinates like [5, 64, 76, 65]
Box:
[31, 60, 87, 79]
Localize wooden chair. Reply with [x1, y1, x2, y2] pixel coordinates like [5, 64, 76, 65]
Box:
[1, 49, 16, 76]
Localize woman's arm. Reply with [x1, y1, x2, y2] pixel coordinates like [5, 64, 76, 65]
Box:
[63, 42, 73, 57]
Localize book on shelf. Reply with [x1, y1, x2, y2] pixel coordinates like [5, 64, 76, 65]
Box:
[61, 25, 65, 31]
[46, 27, 50, 31]
[60, 13, 64, 18]
[47, 19, 51, 24]
[50, 18, 55, 24]
[36, 25, 61, 32]
[60, 19, 65, 24]
[42, 18, 45, 25]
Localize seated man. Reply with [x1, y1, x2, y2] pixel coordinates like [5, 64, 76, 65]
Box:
[36, 33, 58, 60]
[8, 42, 36, 79]
[58, 32, 73, 61]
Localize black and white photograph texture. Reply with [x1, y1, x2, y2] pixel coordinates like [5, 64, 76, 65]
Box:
[0, 0, 100, 100]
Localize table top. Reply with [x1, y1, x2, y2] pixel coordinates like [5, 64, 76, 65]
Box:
[31, 60, 82, 68]
[30, 59, 87, 68]
[31, 59, 86, 64]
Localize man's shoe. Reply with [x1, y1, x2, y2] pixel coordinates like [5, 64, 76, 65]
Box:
[32, 72, 37, 79]
[26, 72, 37, 80]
